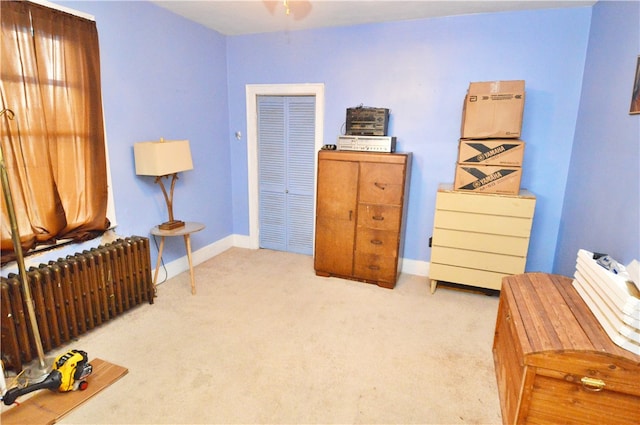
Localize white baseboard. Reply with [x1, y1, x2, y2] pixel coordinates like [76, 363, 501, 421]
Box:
[400, 257, 430, 277]
[158, 235, 234, 282]
[1, 232, 431, 282]
[158, 234, 431, 282]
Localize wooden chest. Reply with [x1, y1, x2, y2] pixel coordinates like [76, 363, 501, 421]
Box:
[493, 273, 640, 424]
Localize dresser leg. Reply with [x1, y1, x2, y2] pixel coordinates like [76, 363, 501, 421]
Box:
[430, 279, 438, 294]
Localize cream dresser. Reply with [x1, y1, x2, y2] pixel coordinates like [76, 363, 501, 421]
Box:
[429, 183, 535, 293]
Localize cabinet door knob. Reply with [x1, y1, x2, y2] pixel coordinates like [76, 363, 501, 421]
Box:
[370, 239, 382, 245]
[372, 215, 384, 221]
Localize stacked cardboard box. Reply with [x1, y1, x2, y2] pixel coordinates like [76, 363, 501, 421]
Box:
[454, 80, 526, 195]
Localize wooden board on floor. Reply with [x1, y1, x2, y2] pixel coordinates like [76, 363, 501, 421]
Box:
[1, 358, 128, 425]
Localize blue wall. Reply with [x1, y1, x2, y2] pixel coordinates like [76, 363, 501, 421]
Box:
[56, 1, 233, 265]
[227, 7, 592, 273]
[555, 0, 640, 275]
[37, 1, 637, 279]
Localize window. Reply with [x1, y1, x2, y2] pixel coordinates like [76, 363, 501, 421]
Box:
[0, 0, 109, 264]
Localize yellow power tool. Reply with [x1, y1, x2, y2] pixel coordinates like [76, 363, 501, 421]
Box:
[2, 349, 93, 405]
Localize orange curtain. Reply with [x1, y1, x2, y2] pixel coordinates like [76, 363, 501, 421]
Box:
[0, 1, 109, 264]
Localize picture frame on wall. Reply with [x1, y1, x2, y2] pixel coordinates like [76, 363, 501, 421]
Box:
[630, 56, 640, 114]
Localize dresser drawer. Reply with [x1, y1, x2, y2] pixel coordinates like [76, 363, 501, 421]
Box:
[355, 228, 399, 256]
[429, 263, 507, 290]
[434, 210, 533, 237]
[432, 227, 531, 256]
[359, 162, 405, 205]
[431, 246, 527, 275]
[429, 262, 510, 291]
[353, 253, 397, 285]
[436, 189, 535, 217]
[357, 204, 401, 231]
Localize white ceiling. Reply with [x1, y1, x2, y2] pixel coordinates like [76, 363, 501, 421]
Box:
[150, 0, 596, 36]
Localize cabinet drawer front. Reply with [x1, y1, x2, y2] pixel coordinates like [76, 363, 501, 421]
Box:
[436, 190, 535, 218]
[429, 263, 507, 290]
[433, 228, 531, 256]
[431, 247, 527, 275]
[434, 210, 533, 237]
[353, 253, 397, 283]
[359, 162, 405, 205]
[355, 229, 399, 256]
[357, 204, 401, 231]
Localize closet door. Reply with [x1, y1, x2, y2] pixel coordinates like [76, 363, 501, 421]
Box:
[257, 96, 316, 255]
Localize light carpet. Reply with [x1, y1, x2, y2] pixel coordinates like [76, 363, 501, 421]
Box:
[19, 247, 502, 424]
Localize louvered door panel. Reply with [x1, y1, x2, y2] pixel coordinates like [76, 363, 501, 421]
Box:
[258, 98, 286, 189]
[258, 96, 315, 255]
[258, 97, 286, 251]
[260, 191, 286, 247]
[286, 97, 315, 255]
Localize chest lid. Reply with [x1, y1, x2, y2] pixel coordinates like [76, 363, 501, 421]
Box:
[502, 273, 640, 395]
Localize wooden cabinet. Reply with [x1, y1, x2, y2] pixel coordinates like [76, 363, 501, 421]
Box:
[494, 273, 640, 425]
[314, 150, 411, 289]
[429, 183, 535, 293]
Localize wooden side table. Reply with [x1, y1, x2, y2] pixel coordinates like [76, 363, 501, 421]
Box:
[150, 222, 205, 295]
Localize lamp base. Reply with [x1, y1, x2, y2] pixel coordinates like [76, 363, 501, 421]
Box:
[17, 356, 56, 384]
[159, 220, 185, 230]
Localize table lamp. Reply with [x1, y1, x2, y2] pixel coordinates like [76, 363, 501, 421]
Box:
[134, 138, 193, 230]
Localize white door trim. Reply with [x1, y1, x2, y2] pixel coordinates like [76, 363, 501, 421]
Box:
[245, 83, 325, 249]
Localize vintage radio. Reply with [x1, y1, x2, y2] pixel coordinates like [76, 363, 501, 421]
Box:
[346, 107, 389, 136]
[337, 135, 396, 153]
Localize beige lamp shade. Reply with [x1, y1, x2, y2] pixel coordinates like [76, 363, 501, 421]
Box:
[134, 139, 193, 176]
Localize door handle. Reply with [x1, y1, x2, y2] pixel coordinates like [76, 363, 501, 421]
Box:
[374, 182, 386, 190]
[581, 377, 605, 392]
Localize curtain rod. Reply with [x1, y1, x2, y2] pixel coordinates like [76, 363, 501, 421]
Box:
[30, 0, 95, 21]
